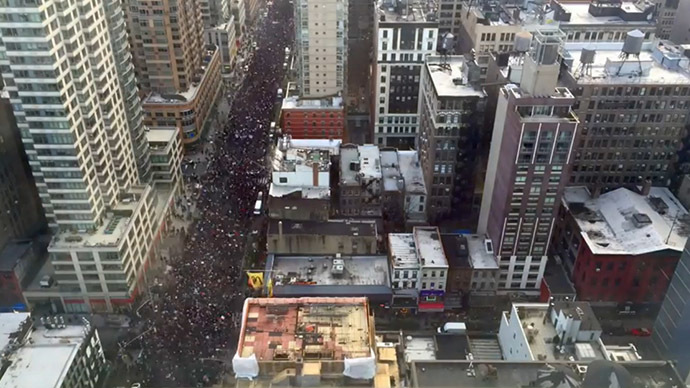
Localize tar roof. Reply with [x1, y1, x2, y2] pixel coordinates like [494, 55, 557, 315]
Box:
[562, 186, 689, 256]
[414, 227, 448, 268]
[388, 233, 420, 268]
[268, 219, 378, 237]
[237, 297, 372, 362]
[440, 234, 471, 269]
[425, 56, 486, 98]
[553, 1, 654, 26]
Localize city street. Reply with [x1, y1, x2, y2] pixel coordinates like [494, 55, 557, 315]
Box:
[107, 1, 294, 386]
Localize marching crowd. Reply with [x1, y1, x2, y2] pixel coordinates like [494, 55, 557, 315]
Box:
[137, 0, 293, 385]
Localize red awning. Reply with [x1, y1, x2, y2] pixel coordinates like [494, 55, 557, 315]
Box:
[418, 302, 445, 311]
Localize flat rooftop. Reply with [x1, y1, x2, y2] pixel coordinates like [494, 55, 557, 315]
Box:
[0, 324, 90, 388]
[0, 312, 30, 354]
[466, 234, 498, 270]
[388, 233, 419, 268]
[414, 227, 448, 268]
[380, 150, 403, 192]
[269, 255, 390, 287]
[440, 234, 470, 269]
[281, 137, 342, 155]
[340, 145, 382, 185]
[397, 151, 426, 195]
[237, 297, 372, 362]
[554, 1, 655, 26]
[425, 56, 486, 98]
[268, 184, 330, 199]
[49, 185, 151, 249]
[376, 0, 436, 23]
[562, 186, 689, 256]
[272, 147, 331, 173]
[411, 360, 683, 388]
[146, 128, 177, 145]
[268, 219, 378, 237]
[281, 96, 343, 110]
[144, 46, 217, 105]
[563, 43, 690, 85]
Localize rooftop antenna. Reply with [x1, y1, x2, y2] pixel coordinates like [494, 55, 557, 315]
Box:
[617, 29, 644, 76]
[666, 210, 681, 244]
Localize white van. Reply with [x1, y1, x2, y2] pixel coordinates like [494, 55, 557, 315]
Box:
[437, 322, 466, 334]
[253, 191, 263, 215]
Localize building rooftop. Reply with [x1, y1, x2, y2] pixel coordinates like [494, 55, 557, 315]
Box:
[272, 147, 331, 173]
[563, 41, 690, 85]
[440, 235, 471, 269]
[144, 46, 218, 105]
[268, 184, 330, 199]
[0, 312, 30, 355]
[268, 219, 378, 237]
[414, 227, 448, 268]
[552, 0, 656, 26]
[376, 0, 437, 23]
[380, 150, 404, 192]
[49, 185, 152, 249]
[553, 301, 601, 332]
[268, 255, 390, 288]
[562, 186, 689, 256]
[425, 56, 486, 98]
[388, 233, 419, 268]
[146, 128, 177, 145]
[403, 334, 471, 362]
[235, 297, 373, 362]
[465, 234, 498, 270]
[397, 151, 426, 195]
[0, 323, 92, 388]
[281, 137, 342, 155]
[340, 145, 382, 185]
[281, 96, 343, 110]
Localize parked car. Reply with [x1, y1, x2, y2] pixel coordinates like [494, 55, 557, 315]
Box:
[630, 328, 651, 337]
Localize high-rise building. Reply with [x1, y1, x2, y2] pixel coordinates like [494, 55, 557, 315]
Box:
[669, 0, 690, 44]
[418, 55, 485, 220]
[653, 238, 690, 384]
[231, 0, 247, 38]
[372, 0, 438, 148]
[560, 39, 690, 189]
[478, 30, 578, 291]
[106, 0, 152, 182]
[0, 0, 140, 230]
[294, 0, 347, 98]
[205, 19, 238, 82]
[655, 0, 680, 40]
[200, 0, 230, 27]
[0, 90, 45, 244]
[126, 0, 222, 144]
[0, 0, 180, 313]
[345, 0, 374, 144]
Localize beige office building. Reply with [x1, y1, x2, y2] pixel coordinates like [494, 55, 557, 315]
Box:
[294, 0, 347, 97]
[125, 0, 221, 144]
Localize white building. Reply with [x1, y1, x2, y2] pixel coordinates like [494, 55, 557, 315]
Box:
[294, 0, 347, 97]
[373, 0, 438, 147]
[388, 233, 421, 307]
[0, 0, 142, 231]
[205, 20, 238, 81]
[147, 128, 184, 188]
[0, 313, 106, 388]
[415, 227, 448, 294]
[498, 302, 605, 362]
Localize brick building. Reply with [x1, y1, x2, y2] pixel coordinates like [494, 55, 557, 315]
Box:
[554, 186, 688, 304]
[280, 94, 345, 140]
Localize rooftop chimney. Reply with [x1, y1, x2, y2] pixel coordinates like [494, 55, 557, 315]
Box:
[641, 179, 652, 196]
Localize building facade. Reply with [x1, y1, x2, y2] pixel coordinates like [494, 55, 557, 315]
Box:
[653, 238, 690, 383]
[345, 0, 373, 144]
[142, 47, 222, 144]
[0, 92, 45, 243]
[372, 2, 438, 148]
[147, 128, 184, 187]
[126, 0, 221, 145]
[555, 186, 686, 305]
[561, 40, 690, 190]
[669, 0, 690, 44]
[294, 0, 347, 97]
[478, 30, 578, 291]
[280, 95, 345, 139]
[418, 55, 486, 220]
[205, 20, 238, 78]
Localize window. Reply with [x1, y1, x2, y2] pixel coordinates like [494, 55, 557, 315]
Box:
[279, 177, 288, 183]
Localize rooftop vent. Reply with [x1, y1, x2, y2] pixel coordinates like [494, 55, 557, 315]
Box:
[632, 213, 652, 228]
[648, 196, 669, 215]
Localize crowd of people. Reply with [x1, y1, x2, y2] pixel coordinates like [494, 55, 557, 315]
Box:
[137, 0, 293, 385]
